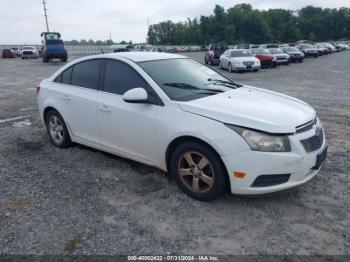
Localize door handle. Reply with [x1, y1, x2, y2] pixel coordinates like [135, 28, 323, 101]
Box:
[99, 105, 111, 113]
[62, 94, 70, 101]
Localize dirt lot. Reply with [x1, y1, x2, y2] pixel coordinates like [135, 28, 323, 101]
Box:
[0, 52, 349, 255]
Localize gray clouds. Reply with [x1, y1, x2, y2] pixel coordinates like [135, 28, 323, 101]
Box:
[0, 0, 349, 44]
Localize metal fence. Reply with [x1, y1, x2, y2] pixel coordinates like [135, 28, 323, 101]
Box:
[0, 45, 114, 58]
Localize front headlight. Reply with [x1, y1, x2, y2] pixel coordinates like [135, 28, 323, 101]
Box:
[225, 125, 291, 152]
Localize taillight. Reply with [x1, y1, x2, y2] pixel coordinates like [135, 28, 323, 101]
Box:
[36, 85, 41, 94]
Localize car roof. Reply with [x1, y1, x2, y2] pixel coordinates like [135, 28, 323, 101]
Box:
[81, 52, 187, 62]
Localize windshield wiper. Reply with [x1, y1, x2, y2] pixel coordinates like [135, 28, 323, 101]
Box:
[164, 82, 200, 90]
[164, 82, 223, 95]
[164, 82, 224, 93]
[207, 78, 243, 88]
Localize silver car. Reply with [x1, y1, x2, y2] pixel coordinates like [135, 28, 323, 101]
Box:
[268, 48, 290, 65]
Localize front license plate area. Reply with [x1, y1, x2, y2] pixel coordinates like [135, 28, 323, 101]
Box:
[312, 146, 328, 170]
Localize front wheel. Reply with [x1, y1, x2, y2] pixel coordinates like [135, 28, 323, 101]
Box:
[43, 56, 49, 63]
[228, 63, 233, 73]
[170, 142, 228, 201]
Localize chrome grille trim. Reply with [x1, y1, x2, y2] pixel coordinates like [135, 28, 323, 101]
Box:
[296, 118, 317, 134]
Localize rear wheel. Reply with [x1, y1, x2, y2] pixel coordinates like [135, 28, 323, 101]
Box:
[170, 142, 227, 201]
[45, 110, 72, 148]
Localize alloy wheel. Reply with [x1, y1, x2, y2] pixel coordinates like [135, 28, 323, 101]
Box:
[177, 151, 214, 193]
[48, 115, 64, 145]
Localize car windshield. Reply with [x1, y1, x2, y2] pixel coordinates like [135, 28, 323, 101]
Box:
[251, 49, 270, 55]
[231, 50, 253, 57]
[300, 44, 312, 48]
[23, 47, 34, 50]
[283, 47, 298, 52]
[237, 44, 250, 49]
[269, 48, 283, 54]
[212, 44, 227, 50]
[138, 58, 241, 101]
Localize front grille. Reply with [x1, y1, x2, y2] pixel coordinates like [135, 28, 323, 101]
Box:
[23, 51, 33, 55]
[243, 61, 254, 66]
[300, 129, 324, 152]
[252, 174, 291, 187]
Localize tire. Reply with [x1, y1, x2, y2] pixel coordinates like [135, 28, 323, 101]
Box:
[43, 55, 49, 63]
[253, 69, 259, 72]
[228, 63, 233, 73]
[210, 60, 214, 66]
[204, 58, 208, 65]
[45, 110, 72, 148]
[61, 56, 67, 63]
[170, 141, 228, 201]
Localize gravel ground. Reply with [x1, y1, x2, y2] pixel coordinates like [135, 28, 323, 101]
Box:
[0, 52, 349, 255]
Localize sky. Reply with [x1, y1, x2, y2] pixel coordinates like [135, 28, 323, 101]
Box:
[0, 0, 349, 44]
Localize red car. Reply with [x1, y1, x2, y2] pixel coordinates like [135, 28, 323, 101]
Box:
[2, 49, 15, 58]
[205, 43, 228, 65]
[251, 48, 277, 68]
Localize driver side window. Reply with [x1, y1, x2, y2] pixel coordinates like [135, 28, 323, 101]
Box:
[103, 60, 149, 95]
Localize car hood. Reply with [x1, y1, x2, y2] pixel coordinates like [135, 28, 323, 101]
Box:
[287, 52, 303, 55]
[178, 86, 316, 134]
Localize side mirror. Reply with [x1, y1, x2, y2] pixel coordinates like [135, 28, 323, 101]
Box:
[122, 88, 149, 104]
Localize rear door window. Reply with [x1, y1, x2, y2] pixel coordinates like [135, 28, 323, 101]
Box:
[61, 67, 72, 84]
[71, 60, 102, 90]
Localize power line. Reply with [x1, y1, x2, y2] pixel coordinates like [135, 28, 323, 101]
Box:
[43, 0, 50, 32]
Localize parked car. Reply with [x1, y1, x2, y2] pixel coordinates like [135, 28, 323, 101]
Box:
[11, 47, 20, 57]
[316, 43, 335, 53]
[268, 48, 290, 65]
[236, 44, 251, 50]
[167, 47, 181, 53]
[21, 46, 39, 59]
[37, 52, 327, 201]
[261, 44, 280, 49]
[2, 49, 16, 58]
[282, 47, 304, 63]
[296, 44, 319, 58]
[315, 44, 330, 55]
[219, 49, 260, 73]
[251, 48, 277, 68]
[205, 43, 228, 66]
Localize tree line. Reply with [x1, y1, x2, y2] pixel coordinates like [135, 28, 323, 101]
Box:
[147, 4, 350, 45]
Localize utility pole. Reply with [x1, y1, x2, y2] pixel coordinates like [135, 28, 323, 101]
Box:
[42, 0, 50, 32]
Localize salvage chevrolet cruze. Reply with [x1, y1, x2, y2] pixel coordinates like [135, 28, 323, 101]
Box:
[37, 52, 327, 201]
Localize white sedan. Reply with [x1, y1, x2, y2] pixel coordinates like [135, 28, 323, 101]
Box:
[37, 52, 327, 201]
[219, 49, 261, 73]
[21, 46, 39, 59]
